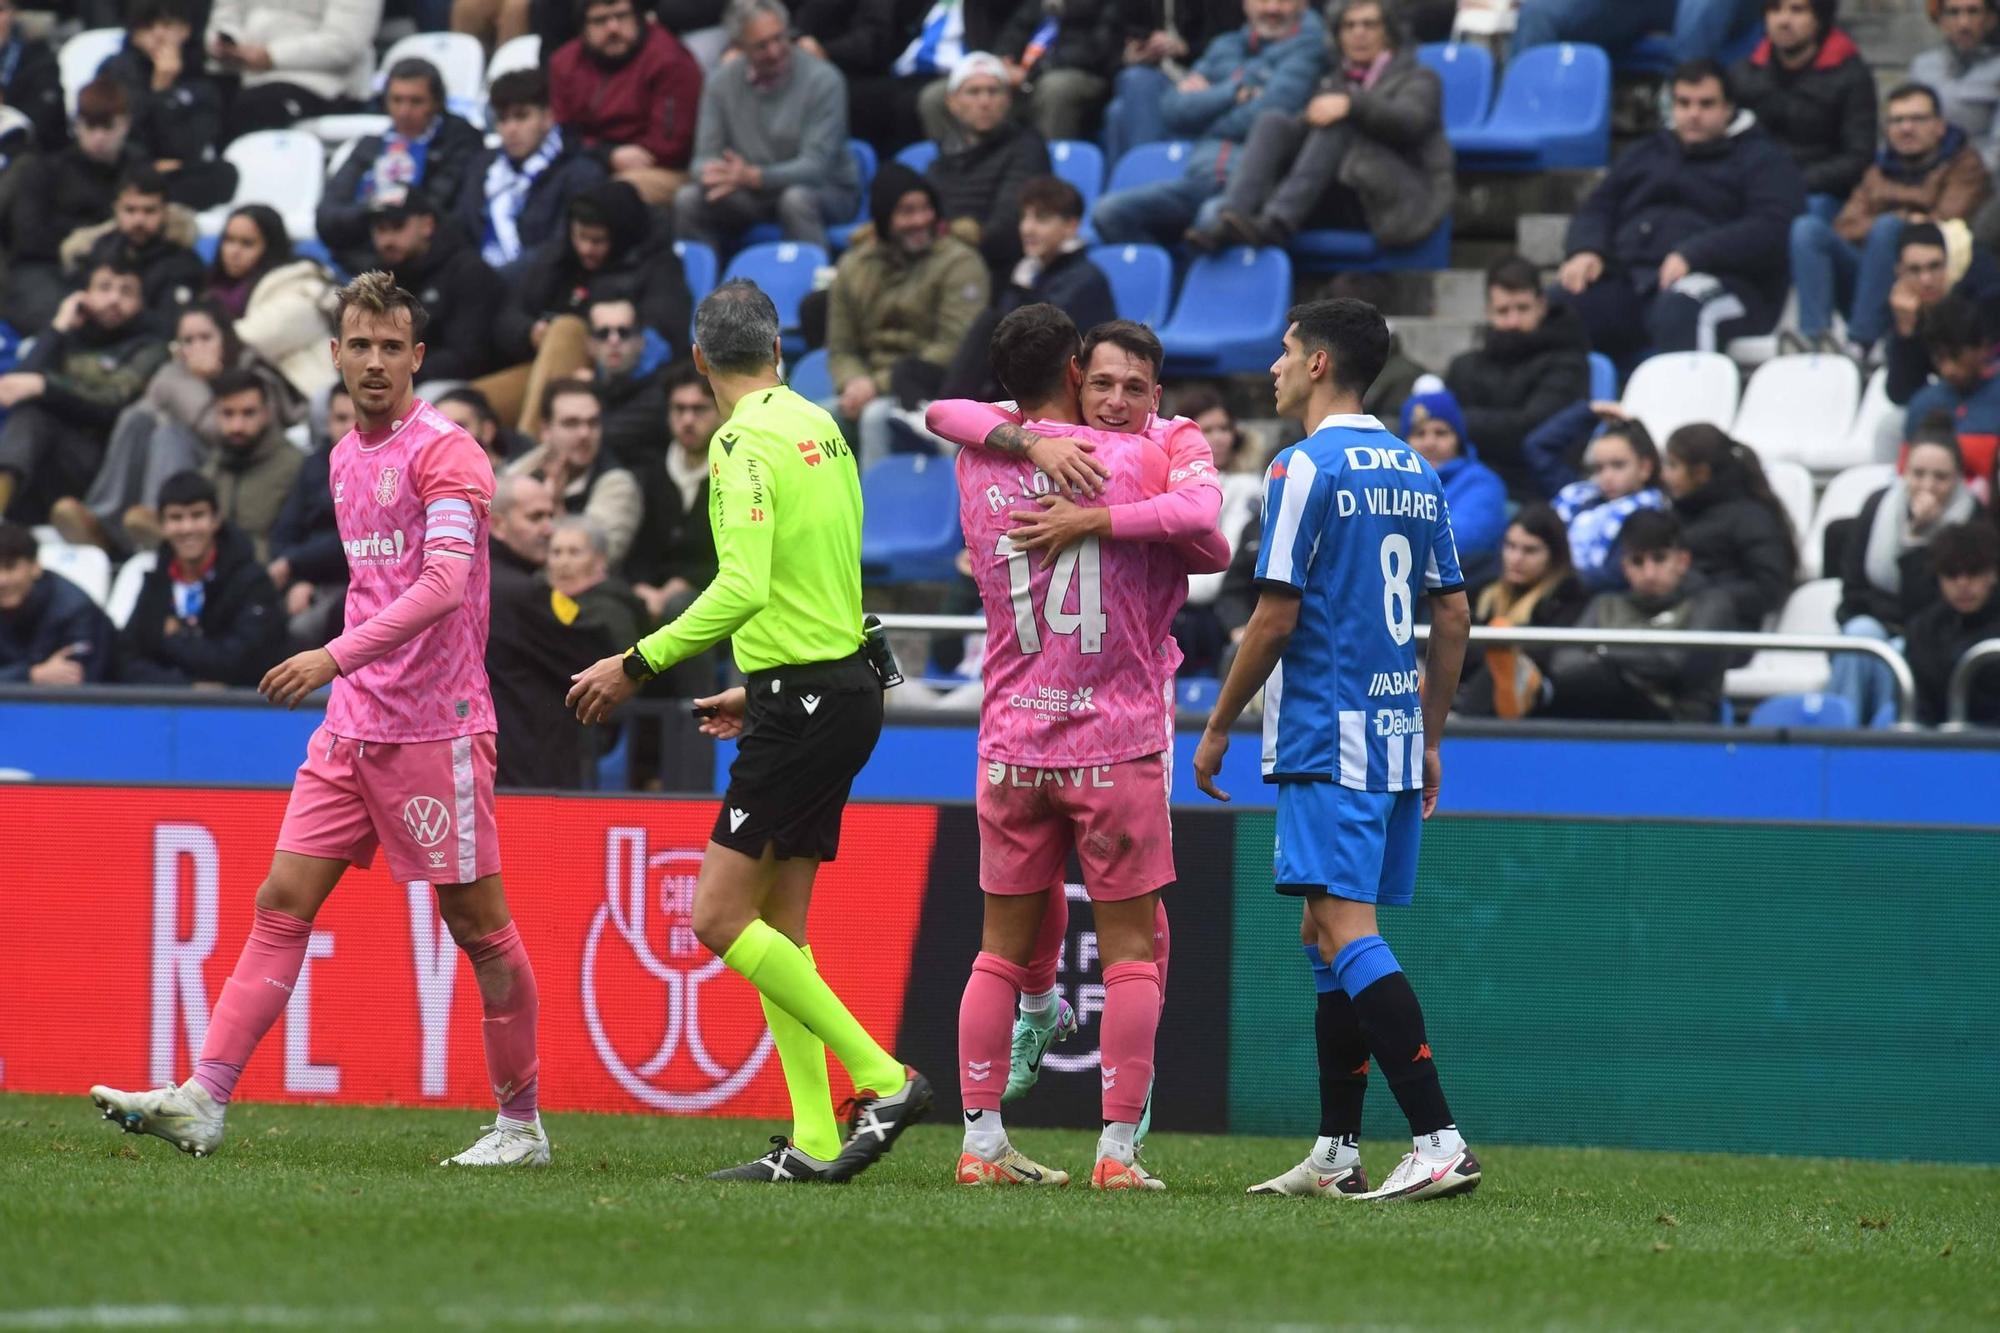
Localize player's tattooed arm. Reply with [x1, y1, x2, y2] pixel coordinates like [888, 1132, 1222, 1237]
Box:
[989, 424, 1111, 498]
[982, 422, 1039, 457]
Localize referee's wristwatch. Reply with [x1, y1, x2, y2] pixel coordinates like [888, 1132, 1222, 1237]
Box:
[621, 648, 656, 682]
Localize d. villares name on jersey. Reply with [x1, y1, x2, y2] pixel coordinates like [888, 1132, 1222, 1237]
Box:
[1254, 415, 1463, 793]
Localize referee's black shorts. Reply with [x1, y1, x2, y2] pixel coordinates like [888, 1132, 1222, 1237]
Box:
[712, 650, 884, 862]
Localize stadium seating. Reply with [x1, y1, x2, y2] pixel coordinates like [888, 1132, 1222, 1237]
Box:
[1836, 366, 1899, 471]
[1177, 676, 1221, 711]
[1803, 461, 1895, 579]
[719, 241, 825, 351]
[1588, 351, 1617, 402]
[675, 239, 718, 307]
[1722, 577, 1841, 701]
[106, 553, 155, 629]
[1050, 139, 1105, 216]
[298, 112, 393, 148]
[203, 130, 326, 240]
[1731, 354, 1863, 472]
[894, 141, 938, 174]
[1749, 692, 1858, 730]
[1104, 140, 1192, 196]
[789, 347, 832, 403]
[376, 32, 487, 121]
[37, 541, 111, 607]
[1415, 43, 1495, 135]
[1450, 43, 1611, 171]
[823, 141, 881, 252]
[1766, 459, 1816, 553]
[1088, 243, 1174, 328]
[58, 28, 123, 115]
[1290, 216, 1453, 274]
[485, 34, 541, 86]
[859, 455, 963, 584]
[1157, 246, 1292, 374]
[1620, 351, 1739, 445]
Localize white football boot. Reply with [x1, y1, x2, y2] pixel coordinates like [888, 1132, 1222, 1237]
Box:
[1357, 1147, 1482, 1201]
[443, 1114, 551, 1166]
[1246, 1156, 1370, 1197]
[91, 1080, 226, 1158]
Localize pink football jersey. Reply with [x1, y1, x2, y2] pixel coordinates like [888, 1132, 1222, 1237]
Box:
[958, 422, 1180, 767]
[323, 398, 498, 743]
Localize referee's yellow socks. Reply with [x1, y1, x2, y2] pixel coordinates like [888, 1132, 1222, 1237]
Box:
[725, 919, 907, 1099]
[759, 945, 841, 1161]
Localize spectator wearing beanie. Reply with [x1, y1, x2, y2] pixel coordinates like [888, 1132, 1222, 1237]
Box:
[1399, 379, 1508, 586]
[919, 51, 1051, 280]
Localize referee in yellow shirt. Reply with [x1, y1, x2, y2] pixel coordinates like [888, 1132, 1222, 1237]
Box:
[568, 281, 929, 1183]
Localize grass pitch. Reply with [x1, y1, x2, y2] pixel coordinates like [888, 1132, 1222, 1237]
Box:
[1, 1093, 1994, 1332]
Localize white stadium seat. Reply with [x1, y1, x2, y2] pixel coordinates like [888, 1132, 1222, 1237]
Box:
[377, 32, 488, 119]
[1765, 459, 1815, 556]
[1835, 366, 1900, 472]
[58, 28, 124, 115]
[1621, 351, 1739, 445]
[296, 112, 394, 149]
[214, 129, 327, 240]
[1731, 354, 1862, 471]
[1723, 577, 1842, 701]
[107, 552, 156, 630]
[485, 34, 541, 86]
[1803, 462, 1896, 579]
[37, 541, 112, 607]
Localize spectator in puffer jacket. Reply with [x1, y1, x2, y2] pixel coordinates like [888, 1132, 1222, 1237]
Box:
[1398, 379, 1507, 586]
[1906, 516, 2000, 724]
[1552, 414, 1671, 592]
[1661, 423, 1799, 630]
[101, 0, 238, 210]
[1445, 254, 1593, 498]
[1088, 0, 1324, 246]
[1730, 0, 1876, 213]
[3, 78, 145, 332]
[0, 521, 116, 685]
[1543, 508, 1740, 723]
[1556, 60, 1804, 369]
[1791, 81, 1991, 354]
[204, 206, 339, 402]
[920, 52, 1051, 279]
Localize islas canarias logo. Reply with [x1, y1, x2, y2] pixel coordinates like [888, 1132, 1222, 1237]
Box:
[580, 827, 774, 1112]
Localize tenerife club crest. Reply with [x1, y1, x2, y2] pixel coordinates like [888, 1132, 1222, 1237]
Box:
[375, 466, 401, 506]
[581, 827, 774, 1111]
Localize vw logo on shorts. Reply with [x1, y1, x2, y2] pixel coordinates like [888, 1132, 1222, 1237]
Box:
[581, 827, 774, 1112]
[402, 795, 451, 848]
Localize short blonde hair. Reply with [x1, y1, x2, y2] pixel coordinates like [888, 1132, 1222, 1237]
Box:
[334, 270, 429, 341]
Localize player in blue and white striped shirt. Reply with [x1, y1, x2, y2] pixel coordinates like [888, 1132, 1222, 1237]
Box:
[1193, 298, 1482, 1203]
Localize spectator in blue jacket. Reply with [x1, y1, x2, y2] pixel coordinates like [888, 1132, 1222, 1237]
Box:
[1089, 0, 1325, 246]
[1552, 414, 1671, 591]
[456, 68, 607, 276]
[0, 521, 116, 685]
[1399, 379, 1507, 586]
[1556, 59, 1805, 368]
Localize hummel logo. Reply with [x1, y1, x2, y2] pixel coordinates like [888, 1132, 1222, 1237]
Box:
[801, 694, 822, 714]
[967, 1060, 993, 1082]
[728, 808, 749, 832]
[1101, 1064, 1118, 1091]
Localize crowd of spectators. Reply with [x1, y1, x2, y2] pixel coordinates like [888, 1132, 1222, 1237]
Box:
[8, 0, 2000, 736]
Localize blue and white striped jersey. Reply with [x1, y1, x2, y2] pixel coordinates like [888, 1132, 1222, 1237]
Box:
[1253, 414, 1465, 792]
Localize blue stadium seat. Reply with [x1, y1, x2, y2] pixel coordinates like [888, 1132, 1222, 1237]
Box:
[1614, 22, 1762, 75]
[1087, 243, 1174, 327]
[720, 241, 826, 354]
[1177, 676, 1220, 712]
[1157, 246, 1292, 374]
[826, 139, 880, 252]
[1450, 43, 1611, 171]
[1749, 692, 1857, 730]
[894, 140, 939, 174]
[1050, 139, 1105, 215]
[1104, 140, 1193, 195]
[859, 455, 964, 584]
[676, 239, 719, 346]
[1588, 351, 1618, 401]
[1416, 43, 1494, 134]
[1290, 216, 1452, 274]
[789, 347, 832, 403]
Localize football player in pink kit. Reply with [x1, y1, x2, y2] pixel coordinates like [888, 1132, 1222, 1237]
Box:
[945, 306, 1230, 1190]
[927, 319, 1220, 1158]
[91, 273, 547, 1167]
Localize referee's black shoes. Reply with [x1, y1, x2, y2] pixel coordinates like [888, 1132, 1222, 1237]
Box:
[707, 1135, 834, 1183]
[825, 1068, 933, 1182]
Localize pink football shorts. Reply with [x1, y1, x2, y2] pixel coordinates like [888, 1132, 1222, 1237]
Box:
[277, 725, 501, 884]
[976, 752, 1175, 901]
